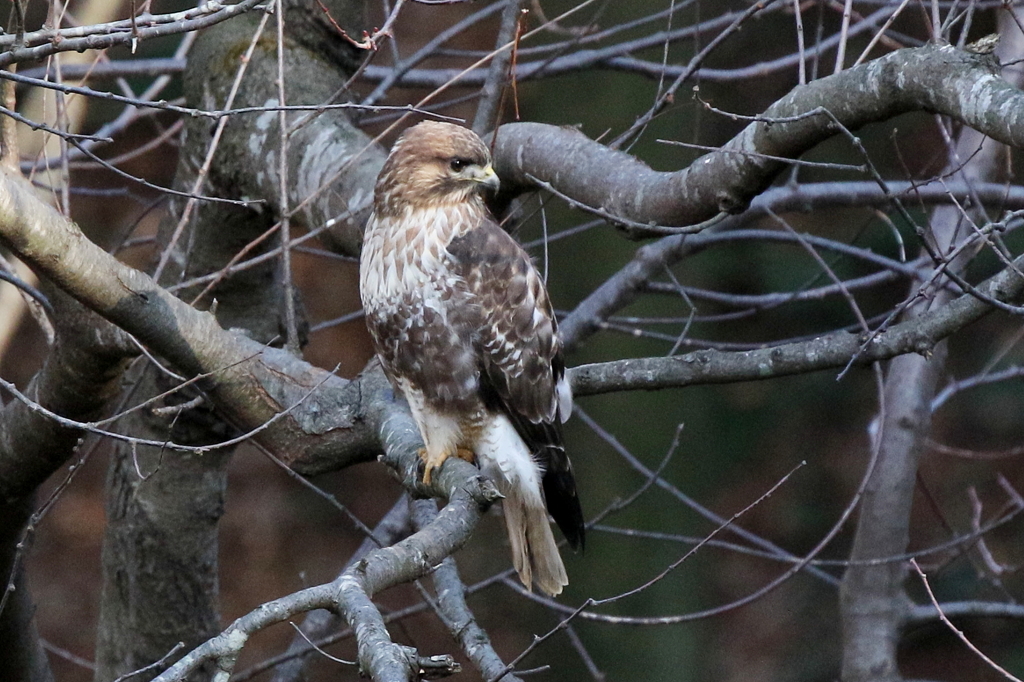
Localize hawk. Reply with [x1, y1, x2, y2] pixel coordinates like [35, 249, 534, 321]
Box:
[359, 121, 584, 596]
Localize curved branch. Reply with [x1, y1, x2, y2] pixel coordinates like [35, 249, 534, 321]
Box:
[491, 45, 1023, 235]
[271, 497, 412, 682]
[558, 179, 1024, 349]
[410, 499, 523, 682]
[568, 250, 1024, 396]
[0, 0, 266, 68]
[0, 291, 134, 501]
[151, 448, 500, 682]
[0, 170, 377, 473]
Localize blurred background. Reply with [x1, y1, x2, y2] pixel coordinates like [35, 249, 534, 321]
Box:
[6, 0, 1024, 680]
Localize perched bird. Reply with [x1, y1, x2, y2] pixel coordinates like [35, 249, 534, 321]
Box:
[359, 121, 584, 596]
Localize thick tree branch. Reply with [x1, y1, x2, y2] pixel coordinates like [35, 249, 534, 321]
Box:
[0, 170, 378, 473]
[410, 499, 524, 682]
[568, 249, 1024, 396]
[150, 429, 501, 682]
[0, 291, 133, 502]
[491, 44, 1022, 236]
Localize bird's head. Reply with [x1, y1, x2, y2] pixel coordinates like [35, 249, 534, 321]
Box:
[374, 121, 499, 216]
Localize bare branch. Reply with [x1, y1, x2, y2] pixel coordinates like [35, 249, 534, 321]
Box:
[491, 45, 1024, 234]
[0, 170, 377, 473]
[910, 560, 1024, 682]
[151, 458, 501, 682]
[270, 497, 412, 682]
[569, 246, 1024, 396]
[0, 0, 267, 68]
[410, 499, 523, 682]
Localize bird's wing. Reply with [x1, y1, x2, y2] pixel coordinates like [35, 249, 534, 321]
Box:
[447, 220, 584, 550]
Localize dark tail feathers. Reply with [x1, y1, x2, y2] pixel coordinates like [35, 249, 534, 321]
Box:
[541, 449, 585, 551]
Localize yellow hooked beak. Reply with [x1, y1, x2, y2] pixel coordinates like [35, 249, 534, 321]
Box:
[470, 164, 500, 193]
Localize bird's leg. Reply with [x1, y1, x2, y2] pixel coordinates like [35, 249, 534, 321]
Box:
[419, 446, 476, 484]
[419, 446, 449, 485]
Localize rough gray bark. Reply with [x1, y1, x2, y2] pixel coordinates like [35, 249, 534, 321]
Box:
[0, 292, 133, 682]
[0, 496, 56, 682]
[0, 292, 133, 502]
[95, 414, 230, 682]
[183, 10, 385, 259]
[94, 3, 375, 677]
[491, 45, 1022, 236]
[839, 23, 1020, 682]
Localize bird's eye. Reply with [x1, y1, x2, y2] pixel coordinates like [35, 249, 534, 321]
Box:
[449, 158, 470, 172]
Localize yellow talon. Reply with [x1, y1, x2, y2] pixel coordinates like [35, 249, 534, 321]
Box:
[419, 447, 446, 485]
[419, 446, 475, 485]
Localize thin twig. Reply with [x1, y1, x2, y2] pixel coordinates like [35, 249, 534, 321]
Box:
[910, 559, 1024, 682]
